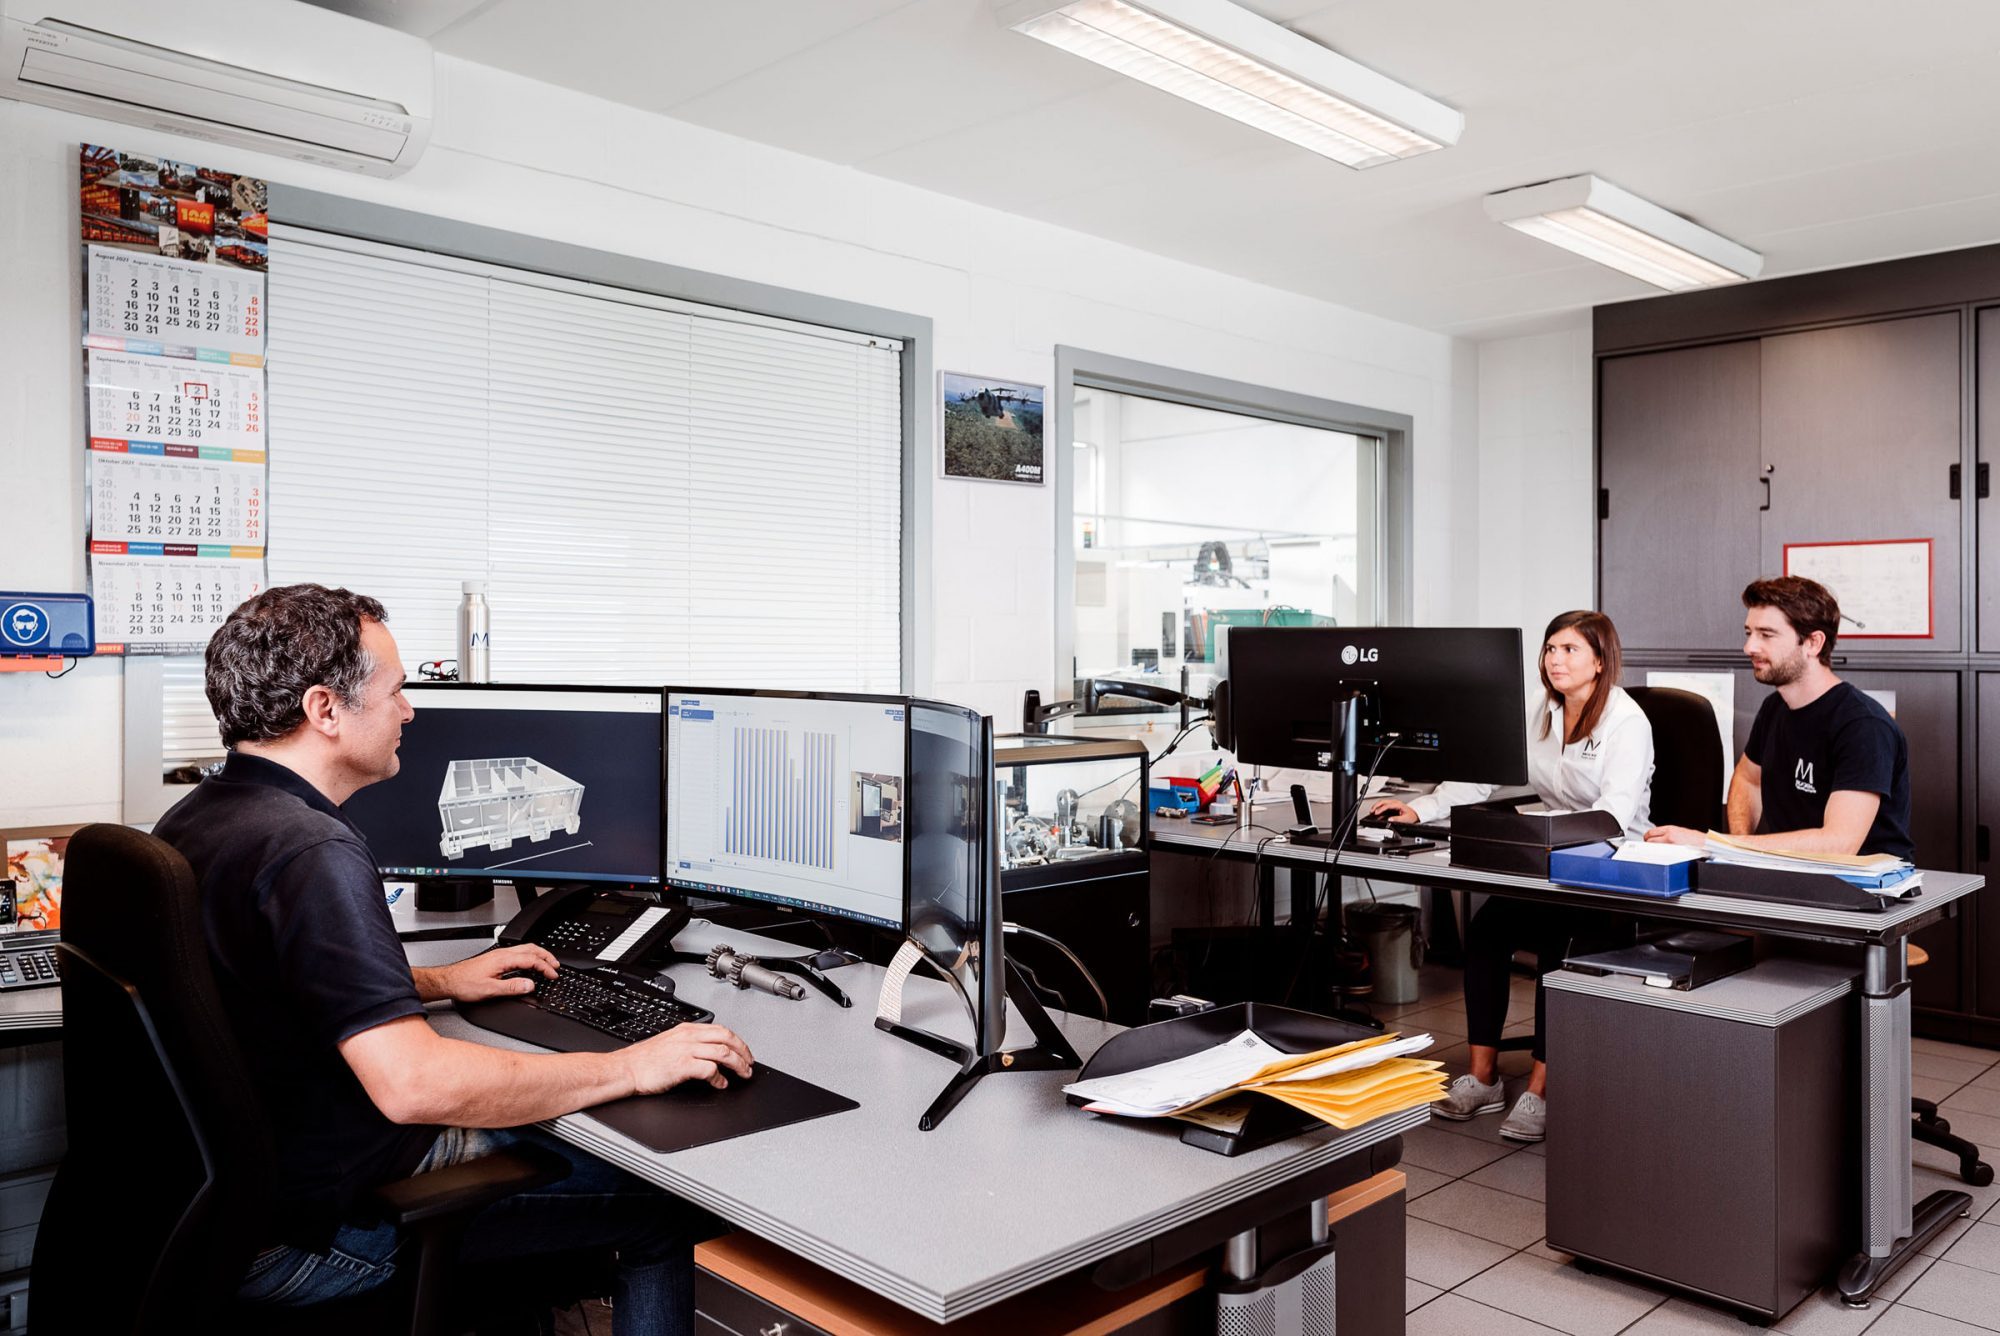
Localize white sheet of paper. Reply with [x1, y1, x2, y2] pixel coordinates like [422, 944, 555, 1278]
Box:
[1611, 840, 1704, 866]
[1063, 1030, 1283, 1115]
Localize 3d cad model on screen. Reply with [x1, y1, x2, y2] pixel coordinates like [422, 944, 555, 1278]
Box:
[437, 757, 585, 859]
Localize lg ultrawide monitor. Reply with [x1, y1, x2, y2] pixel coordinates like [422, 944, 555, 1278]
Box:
[344, 683, 666, 886]
[664, 688, 911, 931]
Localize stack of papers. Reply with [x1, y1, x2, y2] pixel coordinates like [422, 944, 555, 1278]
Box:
[1063, 1030, 1445, 1131]
[1701, 832, 1920, 896]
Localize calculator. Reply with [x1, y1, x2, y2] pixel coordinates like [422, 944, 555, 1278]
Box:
[0, 932, 61, 992]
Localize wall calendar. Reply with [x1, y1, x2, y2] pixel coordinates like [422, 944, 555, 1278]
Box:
[79, 144, 270, 654]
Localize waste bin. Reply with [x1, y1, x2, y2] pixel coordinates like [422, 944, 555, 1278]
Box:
[1350, 902, 1422, 1005]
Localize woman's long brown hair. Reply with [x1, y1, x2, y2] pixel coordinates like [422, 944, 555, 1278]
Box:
[1538, 610, 1621, 746]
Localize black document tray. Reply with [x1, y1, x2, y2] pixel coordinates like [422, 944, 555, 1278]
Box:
[1565, 929, 1755, 991]
[1068, 1002, 1383, 1156]
[1449, 803, 1621, 877]
[1694, 861, 1898, 914]
[461, 997, 859, 1153]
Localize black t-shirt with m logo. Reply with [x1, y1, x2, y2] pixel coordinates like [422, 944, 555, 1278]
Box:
[1745, 681, 1914, 861]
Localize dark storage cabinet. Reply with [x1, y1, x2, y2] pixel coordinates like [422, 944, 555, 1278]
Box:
[1597, 252, 2000, 1042]
[1545, 962, 1857, 1323]
[1599, 340, 1762, 652]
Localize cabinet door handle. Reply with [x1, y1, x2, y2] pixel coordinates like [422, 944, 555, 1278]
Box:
[1759, 476, 1771, 512]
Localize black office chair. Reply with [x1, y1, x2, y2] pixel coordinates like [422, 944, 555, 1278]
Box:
[1488, 686, 1727, 1057]
[1624, 686, 1728, 832]
[30, 822, 606, 1336]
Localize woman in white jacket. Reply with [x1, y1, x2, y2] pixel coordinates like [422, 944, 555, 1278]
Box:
[1371, 610, 1654, 1143]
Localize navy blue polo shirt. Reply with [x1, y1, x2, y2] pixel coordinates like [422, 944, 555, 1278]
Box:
[154, 751, 436, 1246]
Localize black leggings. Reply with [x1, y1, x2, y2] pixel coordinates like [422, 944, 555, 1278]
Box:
[1462, 897, 1635, 1063]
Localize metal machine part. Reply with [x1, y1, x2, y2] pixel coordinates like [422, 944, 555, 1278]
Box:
[704, 944, 806, 1001]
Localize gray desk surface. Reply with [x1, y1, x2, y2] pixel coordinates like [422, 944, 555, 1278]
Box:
[1152, 812, 1983, 942]
[419, 922, 1426, 1323]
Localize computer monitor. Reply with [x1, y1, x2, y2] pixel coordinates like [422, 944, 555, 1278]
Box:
[1215, 626, 1529, 838]
[344, 683, 666, 886]
[664, 688, 909, 931]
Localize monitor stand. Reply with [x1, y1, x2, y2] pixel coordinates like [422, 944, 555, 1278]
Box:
[876, 941, 1083, 1128]
[915, 954, 1080, 1132]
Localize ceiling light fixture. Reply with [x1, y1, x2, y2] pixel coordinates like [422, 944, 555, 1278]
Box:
[1483, 175, 1762, 291]
[996, 0, 1462, 169]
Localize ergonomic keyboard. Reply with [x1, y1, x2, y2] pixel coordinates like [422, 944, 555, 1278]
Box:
[0, 935, 60, 992]
[521, 963, 713, 1043]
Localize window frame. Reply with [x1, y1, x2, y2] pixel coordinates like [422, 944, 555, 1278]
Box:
[122, 189, 933, 824]
[1050, 345, 1415, 692]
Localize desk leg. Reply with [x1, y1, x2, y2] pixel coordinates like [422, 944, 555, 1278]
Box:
[1837, 941, 1972, 1307]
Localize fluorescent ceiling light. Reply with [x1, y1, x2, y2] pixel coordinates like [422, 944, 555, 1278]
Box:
[1484, 175, 1763, 292]
[996, 0, 1462, 169]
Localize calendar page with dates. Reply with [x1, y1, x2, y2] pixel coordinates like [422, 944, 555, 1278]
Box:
[88, 545, 266, 654]
[79, 145, 270, 655]
[86, 349, 266, 454]
[84, 247, 265, 363]
[89, 453, 265, 547]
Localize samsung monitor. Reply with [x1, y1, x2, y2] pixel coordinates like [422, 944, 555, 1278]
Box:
[664, 688, 910, 931]
[344, 683, 666, 886]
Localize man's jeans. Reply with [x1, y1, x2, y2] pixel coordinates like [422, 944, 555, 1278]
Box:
[238, 1126, 700, 1336]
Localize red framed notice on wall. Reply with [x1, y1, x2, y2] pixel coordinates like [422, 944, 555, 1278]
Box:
[1781, 538, 1933, 639]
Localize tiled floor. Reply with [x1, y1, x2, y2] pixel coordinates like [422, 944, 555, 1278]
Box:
[1376, 965, 2000, 1335]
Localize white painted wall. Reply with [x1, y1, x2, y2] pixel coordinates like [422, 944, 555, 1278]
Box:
[0, 51, 1482, 827]
[1475, 314, 1596, 674]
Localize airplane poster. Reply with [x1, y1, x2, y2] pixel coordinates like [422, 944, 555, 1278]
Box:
[941, 372, 1044, 485]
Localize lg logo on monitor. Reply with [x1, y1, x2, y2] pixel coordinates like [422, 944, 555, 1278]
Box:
[1341, 644, 1378, 665]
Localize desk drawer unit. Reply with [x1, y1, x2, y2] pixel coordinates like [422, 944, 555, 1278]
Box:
[1544, 960, 1858, 1323]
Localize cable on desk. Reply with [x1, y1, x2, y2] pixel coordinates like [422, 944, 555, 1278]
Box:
[1281, 737, 1399, 1006]
[1069, 714, 1213, 806]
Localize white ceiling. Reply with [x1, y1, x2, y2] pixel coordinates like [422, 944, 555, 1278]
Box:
[311, 0, 2000, 338]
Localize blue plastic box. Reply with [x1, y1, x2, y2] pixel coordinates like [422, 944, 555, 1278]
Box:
[1547, 841, 1696, 898]
[1148, 782, 1201, 813]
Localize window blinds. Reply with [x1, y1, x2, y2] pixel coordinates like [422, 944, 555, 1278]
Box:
[258, 228, 904, 690]
[155, 229, 904, 774]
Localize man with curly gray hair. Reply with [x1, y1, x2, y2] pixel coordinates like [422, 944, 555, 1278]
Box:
[154, 584, 747, 1334]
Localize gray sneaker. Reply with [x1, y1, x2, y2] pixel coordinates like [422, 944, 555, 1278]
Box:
[1434, 1073, 1505, 1121]
[1499, 1091, 1547, 1143]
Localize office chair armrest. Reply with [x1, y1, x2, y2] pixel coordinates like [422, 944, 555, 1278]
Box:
[371, 1142, 571, 1227]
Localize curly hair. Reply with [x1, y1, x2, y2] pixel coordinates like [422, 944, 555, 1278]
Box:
[205, 584, 388, 747]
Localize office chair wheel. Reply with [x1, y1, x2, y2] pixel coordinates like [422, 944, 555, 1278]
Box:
[1970, 1160, 1994, 1188]
[1932, 1118, 1953, 1135]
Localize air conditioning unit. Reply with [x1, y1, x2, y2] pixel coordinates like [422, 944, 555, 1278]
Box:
[0, 0, 432, 176]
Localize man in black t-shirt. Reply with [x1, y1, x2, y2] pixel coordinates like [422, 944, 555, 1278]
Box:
[1646, 576, 1914, 860]
[154, 585, 750, 1334]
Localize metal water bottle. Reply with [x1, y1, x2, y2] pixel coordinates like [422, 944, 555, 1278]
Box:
[456, 581, 490, 682]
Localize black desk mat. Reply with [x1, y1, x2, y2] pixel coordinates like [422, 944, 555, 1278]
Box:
[461, 997, 859, 1153]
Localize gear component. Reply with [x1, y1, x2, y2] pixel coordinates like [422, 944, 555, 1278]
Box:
[704, 944, 806, 1000]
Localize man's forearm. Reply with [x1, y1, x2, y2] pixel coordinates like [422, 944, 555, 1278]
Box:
[410, 965, 452, 1004]
[1715, 826, 1861, 857]
[1725, 780, 1759, 836]
[385, 1035, 637, 1127]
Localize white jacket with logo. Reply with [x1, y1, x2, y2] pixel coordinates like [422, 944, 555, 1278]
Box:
[1405, 685, 1655, 839]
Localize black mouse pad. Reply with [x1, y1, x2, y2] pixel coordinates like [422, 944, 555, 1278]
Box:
[461, 997, 859, 1152]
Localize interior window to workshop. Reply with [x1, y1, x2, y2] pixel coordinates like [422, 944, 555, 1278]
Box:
[1069, 387, 1383, 698]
